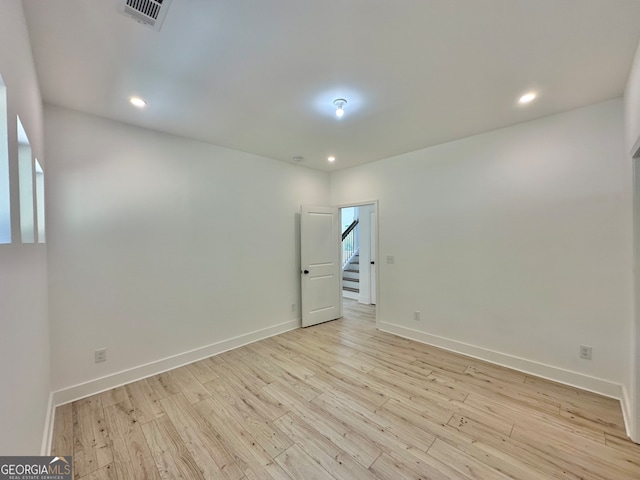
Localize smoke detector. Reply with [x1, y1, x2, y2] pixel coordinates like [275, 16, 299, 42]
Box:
[118, 0, 172, 31]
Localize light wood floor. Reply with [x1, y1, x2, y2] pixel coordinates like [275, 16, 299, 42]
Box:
[52, 299, 640, 479]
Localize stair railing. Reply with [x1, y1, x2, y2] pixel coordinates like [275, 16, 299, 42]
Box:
[342, 219, 359, 268]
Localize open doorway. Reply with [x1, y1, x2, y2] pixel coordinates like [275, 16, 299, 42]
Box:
[340, 202, 377, 324]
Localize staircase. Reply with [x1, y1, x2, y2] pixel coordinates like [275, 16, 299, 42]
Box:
[343, 253, 360, 299]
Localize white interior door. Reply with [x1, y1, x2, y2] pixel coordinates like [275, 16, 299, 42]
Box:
[301, 205, 341, 327]
[370, 209, 377, 305]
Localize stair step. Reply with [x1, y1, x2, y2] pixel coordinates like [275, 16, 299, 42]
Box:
[343, 271, 359, 281]
[343, 286, 359, 293]
[343, 277, 359, 283]
[344, 269, 359, 273]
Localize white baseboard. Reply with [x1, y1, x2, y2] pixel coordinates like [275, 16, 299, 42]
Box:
[43, 317, 632, 453]
[40, 392, 55, 455]
[379, 322, 622, 400]
[51, 319, 300, 410]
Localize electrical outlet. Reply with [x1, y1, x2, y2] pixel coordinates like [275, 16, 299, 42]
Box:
[386, 255, 395, 264]
[414, 311, 420, 321]
[95, 348, 107, 363]
[579, 345, 592, 360]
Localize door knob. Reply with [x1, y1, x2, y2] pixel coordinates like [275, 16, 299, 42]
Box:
[370, 261, 375, 265]
[303, 270, 309, 274]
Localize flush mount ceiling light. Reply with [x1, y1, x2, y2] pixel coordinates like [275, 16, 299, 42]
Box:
[518, 92, 537, 104]
[292, 156, 304, 163]
[328, 156, 336, 162]
[333, 98, 347, 117]
[129, 96, 147, 108]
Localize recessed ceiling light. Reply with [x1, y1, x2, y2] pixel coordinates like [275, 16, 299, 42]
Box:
[518, 92, 537, 104]
[333, 99, 347, 118]
[328, 156, 336, 162]
[129, 96, 147, 108]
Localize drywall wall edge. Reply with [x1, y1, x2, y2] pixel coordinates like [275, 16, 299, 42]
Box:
[40, 392, 55, 456]
[621, 384, 638, 442]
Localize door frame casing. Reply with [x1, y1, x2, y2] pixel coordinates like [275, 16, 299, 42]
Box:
[336, 200, 379, 328]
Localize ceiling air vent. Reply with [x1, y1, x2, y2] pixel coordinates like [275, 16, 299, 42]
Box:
[118, 0, 172, 31]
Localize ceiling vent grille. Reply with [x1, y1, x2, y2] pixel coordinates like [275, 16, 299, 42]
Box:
[118, 0, 172, 31]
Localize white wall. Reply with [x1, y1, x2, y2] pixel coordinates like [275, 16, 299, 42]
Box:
[45, 105, 330, 395]
[331, 99, 633, 398]
[341, 207, 358, 229]
[624, 39, 640, 441]
[0, 0, 50, 455]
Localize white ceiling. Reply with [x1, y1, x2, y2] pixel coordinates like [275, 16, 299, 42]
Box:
[23, 0, 640, 171]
